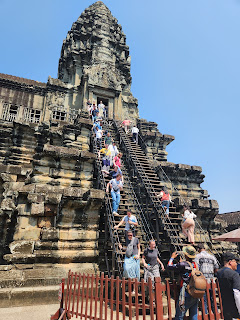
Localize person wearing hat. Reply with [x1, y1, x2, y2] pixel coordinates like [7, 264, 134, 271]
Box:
[167, 246, 199, 320]
[217, 252, 240, 320]
[195, 243, 219, 314]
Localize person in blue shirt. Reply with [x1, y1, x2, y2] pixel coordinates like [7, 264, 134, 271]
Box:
[106, 174, 123, 216]
[108, 166, 123, 183]
[114, 210, 138, 242]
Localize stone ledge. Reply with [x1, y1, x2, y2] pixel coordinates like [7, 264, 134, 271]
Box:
[4, 249, 98, 264]
[43, 145, 80, 158]
[0, 285, 59, 307]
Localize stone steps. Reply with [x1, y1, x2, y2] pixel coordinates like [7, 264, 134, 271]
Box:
[0, 285, 59, 307]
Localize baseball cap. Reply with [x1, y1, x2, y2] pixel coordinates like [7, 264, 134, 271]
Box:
[223, 252, 239, 262]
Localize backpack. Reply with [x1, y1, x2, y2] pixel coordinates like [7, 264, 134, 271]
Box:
[125, 238, 135, 258]
[187, 261, 207, 298]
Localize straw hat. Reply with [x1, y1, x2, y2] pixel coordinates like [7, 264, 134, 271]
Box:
[183, 245, 196, 259]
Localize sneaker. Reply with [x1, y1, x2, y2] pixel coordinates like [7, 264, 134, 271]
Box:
[113, 211, 120, 216]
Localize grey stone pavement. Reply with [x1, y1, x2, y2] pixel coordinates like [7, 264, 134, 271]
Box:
[0, 304, 59, 320]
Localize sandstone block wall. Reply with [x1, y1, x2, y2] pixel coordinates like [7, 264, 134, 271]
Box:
[0, 118, 104, 272]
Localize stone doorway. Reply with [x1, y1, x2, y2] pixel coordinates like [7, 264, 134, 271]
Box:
[97, 97, 109, 117]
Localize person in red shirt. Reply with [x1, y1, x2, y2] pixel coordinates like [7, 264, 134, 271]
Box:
[157, 188, 171, 215]
[121, 119, 132, 133]
[113, 152, 122, 168]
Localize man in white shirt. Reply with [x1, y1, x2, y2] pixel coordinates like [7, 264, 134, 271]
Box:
[132, 126, 139, 143]
[195, 243, 219, 314]
[95, 126, 102, 148]
[98, 101, 105, 118]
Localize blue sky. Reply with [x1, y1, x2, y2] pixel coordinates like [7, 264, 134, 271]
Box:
[0, 0, 239, 213]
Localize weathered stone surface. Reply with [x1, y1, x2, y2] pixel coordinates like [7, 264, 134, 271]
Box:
[43, 145, 80, 158]
[31, 203, 45, 216]
[27, 193, 45, 203]
[63, 187, 84, 198]
[41, 229, 59, 241]
[10, 241, 34, 254]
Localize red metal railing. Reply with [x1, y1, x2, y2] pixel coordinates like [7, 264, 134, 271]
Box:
[50, 271, 223, 320]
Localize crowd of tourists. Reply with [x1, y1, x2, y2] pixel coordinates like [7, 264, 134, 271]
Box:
[90, 99, 240, 319]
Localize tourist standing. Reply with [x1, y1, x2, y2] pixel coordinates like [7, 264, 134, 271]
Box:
[91, 104, 98, 122]
[108, 142, 118, 167]
[111, 142, 119, 158]
[106, 173, 123, 216]
[121, 119, 132, 133]
[181, 205, 196, 245]
[114, 210, 138, 239]
[113, 152, 122, 168]
[98, 101, 105, 118]
[95, 126, 103, 148]
[157, 188, 171, 215]
[142, 240, 165, 284]
[87, 99, 92, 119]
[167, 246, 199, 320]
[122, 230, 141, 284]
[108, 166, 124, 183]
[104, 132, 113, 146]
[195, 243, 219, 314]
[217, 252, 240, 320]
[132, 126, 139, 143]
[98, 144, 111, 175]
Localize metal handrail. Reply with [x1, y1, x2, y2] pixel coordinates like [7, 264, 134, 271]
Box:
[114, 120, 184, 252]
[92, 138, 124, 277]
[103, 120, 154, 246]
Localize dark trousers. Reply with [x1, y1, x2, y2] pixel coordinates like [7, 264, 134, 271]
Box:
[132, 132, 138, 143]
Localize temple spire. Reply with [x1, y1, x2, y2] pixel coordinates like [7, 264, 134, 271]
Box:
[58, 1, 138, 121]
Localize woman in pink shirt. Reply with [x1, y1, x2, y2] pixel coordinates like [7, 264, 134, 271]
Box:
[113, 153, 122, 168]
[121, 119, 132, 133]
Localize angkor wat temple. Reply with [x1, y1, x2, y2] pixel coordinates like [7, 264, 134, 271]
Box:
[0, 1, 233, 306]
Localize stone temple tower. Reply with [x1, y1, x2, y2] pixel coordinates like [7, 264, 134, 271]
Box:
[58, 1, 138, 121]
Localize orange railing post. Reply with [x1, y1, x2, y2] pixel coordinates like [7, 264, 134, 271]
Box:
[89, 275, 94, 320]
[141, 279, 146, 320]
[94, 274, 99, 320]
[128, 278, 132, 320]
[166, 280, 172, 320]
[76, 274, 82, 317]
[80, 274, 86, 320]
[135, 278, 139, 320]
[71, 272, 77, 317]
[122, 278, 126, 320]
[148, 277, 154, 320]
[116, 276, 120, 320]
[105, 275, 109, 320]
[51, 271, 225, 320]
[110, 276, 114, 320]
[99, 272, 104, 320]
[155, 277, 163, 320]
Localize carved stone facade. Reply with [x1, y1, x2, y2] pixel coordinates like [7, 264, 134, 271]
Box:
[0, 118, 104, 305]
[0, 0, 230, 306]
[58, 1, 138, 121]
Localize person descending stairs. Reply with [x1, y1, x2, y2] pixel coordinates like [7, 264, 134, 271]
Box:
[112, 119, 221, 260]
[92, 121, 155, 278]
